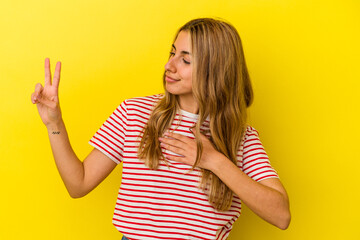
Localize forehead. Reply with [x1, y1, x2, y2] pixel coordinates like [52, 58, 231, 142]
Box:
[173, 31, 191, 52]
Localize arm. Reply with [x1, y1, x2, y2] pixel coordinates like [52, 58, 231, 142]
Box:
[47, 120, 117, 198]
[211, 154, 290, 230]
[159, 130, 291, 229]
[31, 58, 117, 198]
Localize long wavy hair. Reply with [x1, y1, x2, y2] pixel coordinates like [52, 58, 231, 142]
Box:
[138, 18, 253, 211]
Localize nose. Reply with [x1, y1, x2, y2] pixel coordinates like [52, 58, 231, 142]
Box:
[165, 57, 176, 73]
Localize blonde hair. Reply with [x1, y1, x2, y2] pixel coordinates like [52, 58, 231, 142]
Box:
[138, 18, 253, 211]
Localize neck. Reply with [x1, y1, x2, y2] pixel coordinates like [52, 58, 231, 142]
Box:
[178, 94, 199, 114]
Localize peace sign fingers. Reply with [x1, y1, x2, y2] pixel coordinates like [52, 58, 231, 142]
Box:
[44, 58, 61, 89]
[44, 58, 52, 87]
[32, 58, 63, 126]
[52, 60, 61, 89]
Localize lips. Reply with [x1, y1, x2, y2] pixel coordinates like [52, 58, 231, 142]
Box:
[165, 75, 180, 82]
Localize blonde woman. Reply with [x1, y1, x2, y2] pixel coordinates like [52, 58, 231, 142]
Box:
[31, 18, 290, 240]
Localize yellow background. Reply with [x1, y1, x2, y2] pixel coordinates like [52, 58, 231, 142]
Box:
[1, 0, 359, 239]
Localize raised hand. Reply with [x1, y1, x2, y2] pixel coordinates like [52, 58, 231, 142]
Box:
[31, 58, 62, 127]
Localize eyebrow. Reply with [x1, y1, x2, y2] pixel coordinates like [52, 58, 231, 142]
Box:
[172, 44, 191, 56]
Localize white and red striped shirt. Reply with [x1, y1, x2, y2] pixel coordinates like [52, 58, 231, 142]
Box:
[89, 94, 278, 240]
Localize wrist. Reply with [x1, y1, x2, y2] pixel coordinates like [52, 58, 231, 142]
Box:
[209, 153, 229, 174]
[46, 119, 65, 133]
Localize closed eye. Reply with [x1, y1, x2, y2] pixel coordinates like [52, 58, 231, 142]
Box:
[183, 59, 190, 64]
[169, 52, 191, 65]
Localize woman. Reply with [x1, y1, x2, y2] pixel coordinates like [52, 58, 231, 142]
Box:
[31, 18, 290, 239]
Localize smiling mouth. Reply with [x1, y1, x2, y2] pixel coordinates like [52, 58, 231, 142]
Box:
[165, 76, 180, 82]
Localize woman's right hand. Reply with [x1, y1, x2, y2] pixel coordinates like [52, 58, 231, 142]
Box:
[31, 58, 62, 127]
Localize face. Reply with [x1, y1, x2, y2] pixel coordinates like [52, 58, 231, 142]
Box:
[164, 30, 193, 99]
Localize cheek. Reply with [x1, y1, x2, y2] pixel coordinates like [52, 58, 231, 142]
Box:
[183, 68, 192, 82]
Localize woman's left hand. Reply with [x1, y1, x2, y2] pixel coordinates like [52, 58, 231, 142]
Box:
[158, 130, 223, 171]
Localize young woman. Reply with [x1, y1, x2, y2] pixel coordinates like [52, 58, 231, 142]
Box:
[31, 18, 290, 240]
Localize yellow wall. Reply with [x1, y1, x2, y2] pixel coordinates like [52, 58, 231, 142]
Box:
[1, 0, 359, 239]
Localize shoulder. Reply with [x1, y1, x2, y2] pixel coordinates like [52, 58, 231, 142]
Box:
[241, 125, 261, 143]
[116, 94, 164, 120]
[244, 125, 260, 139]
[124, 93, 164, 105]
[120, 93, 164, 111]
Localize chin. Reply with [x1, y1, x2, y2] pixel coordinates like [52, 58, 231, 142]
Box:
[165, 85, 192, 96]
[165, 85, 179, 95]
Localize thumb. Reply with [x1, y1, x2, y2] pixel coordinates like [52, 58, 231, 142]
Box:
[37, 94, 58, 109]
[189, 126, 195, 134]
[191, 127, 210, 142]
[189, 126, 204, 137]
[51, 95, 59, 103]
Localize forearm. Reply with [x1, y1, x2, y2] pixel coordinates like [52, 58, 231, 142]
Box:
[211, 154, 290, 229]
[46, 120, 85, 198]
[158, 130, 290, 228]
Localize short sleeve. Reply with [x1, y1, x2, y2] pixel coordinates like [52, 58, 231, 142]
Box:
[89, 100, 128, 164]
[241, 126, 279, 182]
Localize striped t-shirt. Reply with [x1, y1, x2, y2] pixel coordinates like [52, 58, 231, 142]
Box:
[89, 94, 279, 240]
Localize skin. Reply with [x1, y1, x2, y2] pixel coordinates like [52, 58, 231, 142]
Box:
[161, 30, 291, 229]
[31, 58, 117, 198]
[31, 29, 290, 230]
[158, 130, 291, 230]
[164, 30, 199, 114]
